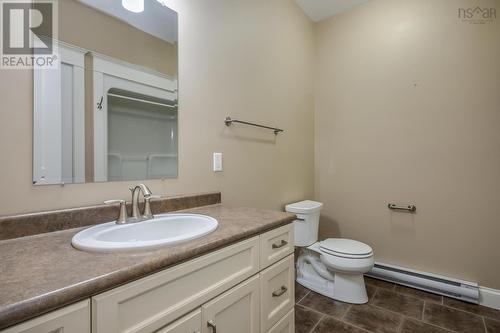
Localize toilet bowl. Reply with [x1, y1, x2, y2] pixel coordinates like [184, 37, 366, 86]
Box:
[286, 200, 374, 304]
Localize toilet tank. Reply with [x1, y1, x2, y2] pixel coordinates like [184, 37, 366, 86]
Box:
[285, 200, 323, 247]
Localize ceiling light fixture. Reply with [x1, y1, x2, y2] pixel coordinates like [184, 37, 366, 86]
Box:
[122, 0, 144, 13]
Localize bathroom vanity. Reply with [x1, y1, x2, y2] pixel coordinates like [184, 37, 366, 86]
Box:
[0, 200, 296, 333]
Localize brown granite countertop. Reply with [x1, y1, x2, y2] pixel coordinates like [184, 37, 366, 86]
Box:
[0, 205, 295, 329]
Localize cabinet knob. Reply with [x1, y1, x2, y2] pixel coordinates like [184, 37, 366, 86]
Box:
[207, 320, 217, 333]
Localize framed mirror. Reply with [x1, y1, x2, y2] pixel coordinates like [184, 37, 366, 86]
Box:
[33, 0, 178, 185]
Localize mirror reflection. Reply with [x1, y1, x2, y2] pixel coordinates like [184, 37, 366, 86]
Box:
[33, 0, 178, 185]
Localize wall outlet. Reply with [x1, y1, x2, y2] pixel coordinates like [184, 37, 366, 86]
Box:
[213, 153, 223, 172]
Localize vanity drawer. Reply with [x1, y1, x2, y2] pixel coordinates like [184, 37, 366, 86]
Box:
[92, 237, 259, 333]
[267, 308, 294, 333]
[260, 254, 295, 332]
[1, 300, 90, 333]
[156, 308, 201, 333]
[260, 224, 294, 269]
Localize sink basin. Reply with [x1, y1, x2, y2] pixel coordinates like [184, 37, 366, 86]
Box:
[71, 213, 218, 253]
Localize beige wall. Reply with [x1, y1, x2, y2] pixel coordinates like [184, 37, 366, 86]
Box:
[59, 0, 177, 76]
[0, 0, 314, 215]
[315, 0, 500, 289]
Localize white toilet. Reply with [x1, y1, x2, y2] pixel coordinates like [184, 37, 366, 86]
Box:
[286, 200, 374, 304]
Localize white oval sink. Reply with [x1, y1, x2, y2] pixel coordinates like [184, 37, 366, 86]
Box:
[72, 213, 218, 253]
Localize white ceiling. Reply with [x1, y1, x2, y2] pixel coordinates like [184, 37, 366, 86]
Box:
[295, 0, 369, 22]
[78, 0, 178, 44]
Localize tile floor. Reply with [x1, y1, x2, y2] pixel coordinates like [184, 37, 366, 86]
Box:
[295, 276, 500, 333]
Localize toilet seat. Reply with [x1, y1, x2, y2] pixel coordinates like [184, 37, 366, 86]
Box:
[319, 238, 373, 259]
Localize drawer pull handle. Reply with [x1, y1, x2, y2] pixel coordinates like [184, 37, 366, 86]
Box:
[208, 320, 217, 333]
[272, 286, 288, 297]
[272, 240, 288, 249]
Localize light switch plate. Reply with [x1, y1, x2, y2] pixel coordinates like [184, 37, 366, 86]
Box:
[213, 153, 223, 172]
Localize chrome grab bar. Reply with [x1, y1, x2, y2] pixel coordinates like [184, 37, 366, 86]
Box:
[388, 203, 416, 213]
[225, 116, 284, 135]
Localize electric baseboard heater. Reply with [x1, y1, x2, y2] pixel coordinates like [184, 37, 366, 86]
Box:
[366, 262, 479, 304]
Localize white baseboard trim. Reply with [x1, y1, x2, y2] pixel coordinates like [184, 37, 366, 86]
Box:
[479, 286, 500, 310]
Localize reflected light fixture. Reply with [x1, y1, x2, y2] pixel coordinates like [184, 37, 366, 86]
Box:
[122, 0, 144, 13]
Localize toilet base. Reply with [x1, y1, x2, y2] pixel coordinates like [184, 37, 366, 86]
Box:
[296, 252, 369, 304]
[331, 273, 368, 304]
[296, 270, 335, 300]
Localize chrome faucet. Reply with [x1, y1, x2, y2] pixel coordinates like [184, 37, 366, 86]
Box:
[130, 184, 154, 222]
[104, 184, 158, 225]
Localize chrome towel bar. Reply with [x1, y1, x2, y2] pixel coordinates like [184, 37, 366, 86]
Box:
[224, 116, 284, 135]
[388, 203, 416, 213]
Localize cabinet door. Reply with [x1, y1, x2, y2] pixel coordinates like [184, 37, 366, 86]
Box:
[201, 276, 260, 333]
[267, 308, 294, 333]
[1, 300, 90, 333]
[156, 309, 201, 333]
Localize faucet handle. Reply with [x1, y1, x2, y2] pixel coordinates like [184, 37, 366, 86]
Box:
[142, 195, 160, 220]
[104, 200, 129, 224]
[104, 199, 125, 204]
[142, 195, 154, 220]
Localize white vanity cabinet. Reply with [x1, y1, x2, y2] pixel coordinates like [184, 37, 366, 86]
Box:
[92, 237, 260, 333]
[1, 224, 294, 333]
[1, 300, 90, 333]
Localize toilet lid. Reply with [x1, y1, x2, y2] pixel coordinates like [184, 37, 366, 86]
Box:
[285, 200, 323, 214]
[319, 238, 373, 258]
